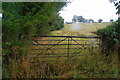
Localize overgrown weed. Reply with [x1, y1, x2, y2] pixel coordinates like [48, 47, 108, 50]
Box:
[7, 23, 118, 78]
[7, 47, 118, 78]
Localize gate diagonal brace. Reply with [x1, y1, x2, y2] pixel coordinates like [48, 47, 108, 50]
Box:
[34, 37, 67, 57]
[65, 49, 83, 63]
[65, 38, 89, 63]
[38, 44, 58, 56]
[66, 47, 85, 61]
[71, 37, 86, 48]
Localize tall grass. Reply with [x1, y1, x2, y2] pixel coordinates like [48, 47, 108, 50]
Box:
[8, 47, 118, 78]
[6, 23, 119, 78]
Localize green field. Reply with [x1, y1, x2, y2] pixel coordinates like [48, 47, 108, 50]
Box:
[51, 23, 110, 36]
[65, 23, 109, 31]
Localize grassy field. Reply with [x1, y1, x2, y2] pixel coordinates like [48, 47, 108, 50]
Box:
[8, 23, 118, 78]
[51, 23, 110, 36]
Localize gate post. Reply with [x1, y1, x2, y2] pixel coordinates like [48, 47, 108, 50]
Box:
[67, 37, 70, 57]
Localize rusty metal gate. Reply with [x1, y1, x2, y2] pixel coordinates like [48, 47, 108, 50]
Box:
[31, 36, 100, 60]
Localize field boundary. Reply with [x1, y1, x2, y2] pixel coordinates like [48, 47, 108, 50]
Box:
[31, 36, 100, 59]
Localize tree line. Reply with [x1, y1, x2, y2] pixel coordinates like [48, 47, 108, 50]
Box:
[2, 2, 67, 78]
[71, 15, 114, 23]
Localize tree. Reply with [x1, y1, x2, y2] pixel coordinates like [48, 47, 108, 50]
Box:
[77, 16, 85, 23]
[85, 19, 89, 23]
[72, 15, 77, 22]
[110, 19, 114, 22]
[109, 0, 120, 15]
[2, 2, 67, 78]
[2, 2, 67, 57]
[72, 15, 86, 23]
[88, 19, 94, 23]
[96, 0, 120, 56]
[98, 19, 103, 23]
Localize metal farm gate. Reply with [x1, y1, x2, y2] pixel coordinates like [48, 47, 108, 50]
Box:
[31, 36, 100, 61]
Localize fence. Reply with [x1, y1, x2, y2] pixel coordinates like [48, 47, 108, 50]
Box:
[31, 36, 100, 60]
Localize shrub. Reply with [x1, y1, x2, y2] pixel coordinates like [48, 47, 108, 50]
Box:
[96, 19, 120, 56]
[2, 2, 67, 78]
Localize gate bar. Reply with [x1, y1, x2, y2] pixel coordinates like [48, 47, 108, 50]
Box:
[33, 43, 99, 45]
[34, 35, 100, 38]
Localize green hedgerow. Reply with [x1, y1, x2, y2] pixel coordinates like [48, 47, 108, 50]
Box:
[96, 19, 120, 56]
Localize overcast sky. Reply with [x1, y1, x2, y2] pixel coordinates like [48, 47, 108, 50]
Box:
[59, 0, 118, 22]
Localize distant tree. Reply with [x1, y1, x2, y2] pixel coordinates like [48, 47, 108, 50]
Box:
[72, 18, 77, 22]
[85, 19, 89, 23]
[110, 19, 114, 22]
[98, 19, 103, 23]
[72, 15, 85, 23]
[72, 15, 77, 22]
[89, 19, 94, 23]
[77, 16, 85, 23]
[2, 2, 67, 75]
